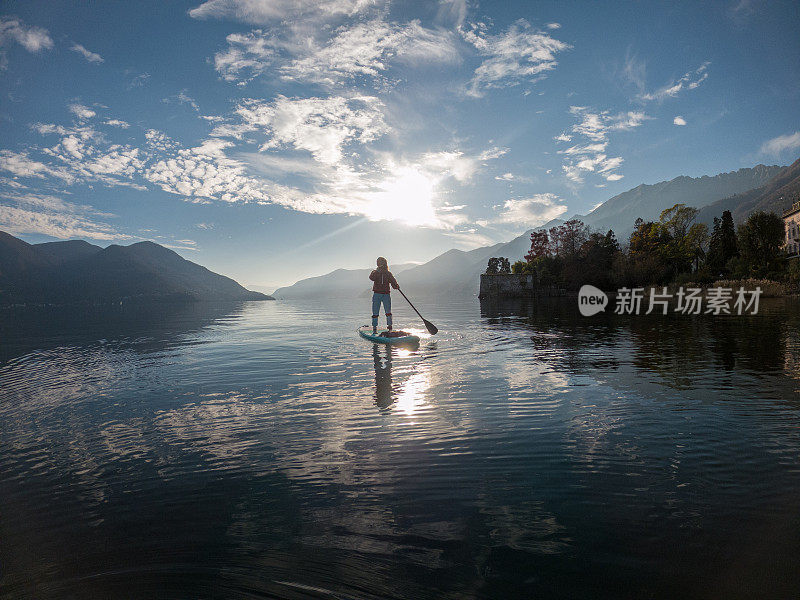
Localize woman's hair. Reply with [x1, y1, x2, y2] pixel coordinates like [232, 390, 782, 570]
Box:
[376, 256, 388, 269]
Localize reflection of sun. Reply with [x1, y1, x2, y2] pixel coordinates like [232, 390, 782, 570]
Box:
[367, 167, 438, 227]
[395, 370, 430, 416]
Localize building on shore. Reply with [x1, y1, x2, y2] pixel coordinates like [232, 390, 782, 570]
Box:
[784, 200, 800, 258]
[479, 273, 566, 299]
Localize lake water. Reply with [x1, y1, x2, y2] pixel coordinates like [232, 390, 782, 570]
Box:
[1, 296, 800, 599]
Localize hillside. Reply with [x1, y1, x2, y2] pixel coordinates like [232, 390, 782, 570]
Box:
[0, 232, 272, 305]
[539, 164, 783, 237]
[697, 157, 800, 223]
[274, 262, 418, 298]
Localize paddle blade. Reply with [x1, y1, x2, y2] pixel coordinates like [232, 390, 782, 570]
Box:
[423, 319, 438, 335]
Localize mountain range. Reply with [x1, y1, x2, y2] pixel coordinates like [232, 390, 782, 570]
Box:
[275, 159, 800, 298]
[0, 232, 272, 305]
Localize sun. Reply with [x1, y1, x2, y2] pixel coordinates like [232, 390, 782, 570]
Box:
[366, 167, 439, 227]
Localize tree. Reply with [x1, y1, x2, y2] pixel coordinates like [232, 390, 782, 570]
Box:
[511, 260, 529, 274]
[499, 257, 511, 274]
[707, 210, 738, 275]
[685, 222, 709, 272]
[737, 211, 785, 277]
[524, 230, 550, 261]
[574, 230, 621, 288]
[486, 257, 511, 274]
[560, 219, 589, 256]
[651, 203, 704, 277]
[629, 218, 667, 255]
[548, 224, 563, 256]
[604, 230, 621, 254]
[660, 203, 699, 241]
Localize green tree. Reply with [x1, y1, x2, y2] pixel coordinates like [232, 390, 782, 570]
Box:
[629, 218, 668, 255]
[707, 210, 738, 275]
[658, 203, 701, 276]
[485, 257, 499, 274]
[511, 260, 529, 274]
[736, 211, 785, 277]
[573, 230, 621, 289]
[499, 257, 511, 274]
[685, 222, 709, 272]
[660, 203, 699, 241]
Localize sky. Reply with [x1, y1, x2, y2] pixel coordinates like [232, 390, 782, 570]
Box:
[0, 0, 798, 291]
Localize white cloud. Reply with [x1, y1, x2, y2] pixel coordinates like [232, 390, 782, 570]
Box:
[212, 19, 459, 86]
[619, 49, 646, 95]
[3, 94, 504, 234]
[462, 19, 570, 97]
[478, 146, 509, 160]
[673, 115, 687, 126]
[30, 119, 147, 189]
[437, 0, 468, 29]
[555, 106, 649, 184]
[0, 17, 53, 52]
[213, 30, 276, 83]
[419, 150, 492, 182]
[144, 138, 275, 203]
[0, 150, 74, 182]
[145, 129, 179, 152]
[640, 62, 710, 102]
[0, 192, 126, 241]
[281, 20, 459, 85]
[127, 72, 150, 89]
[494, 193, 568, 226]
[188, 0, 374, 24]
[546, 22, 561, 30]
[760, 131, 800, 157]
[163, 90, 200, 111]
[232, 95, 390, 165]
[70, 43, 104, 63]
[69, 104, 96, 120]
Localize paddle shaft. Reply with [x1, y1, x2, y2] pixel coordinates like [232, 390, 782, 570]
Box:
[397, 288, 438, 335]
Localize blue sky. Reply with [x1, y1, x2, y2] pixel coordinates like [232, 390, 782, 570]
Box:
[0, 0, 798, 290]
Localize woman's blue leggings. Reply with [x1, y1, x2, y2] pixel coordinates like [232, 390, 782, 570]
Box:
[372, 293, 392, 328]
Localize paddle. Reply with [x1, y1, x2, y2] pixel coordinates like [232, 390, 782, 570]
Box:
[397, 288, 438, 335]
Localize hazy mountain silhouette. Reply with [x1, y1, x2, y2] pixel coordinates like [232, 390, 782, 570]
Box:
[697, 157, 800, 224]
[274, 262, 418, 298]
[274, 163, 789, 298]
[539, 164, 783, 235]
[0, 231, 272, 305]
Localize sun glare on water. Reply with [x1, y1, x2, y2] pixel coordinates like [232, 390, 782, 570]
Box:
[366, 167, 439, 227]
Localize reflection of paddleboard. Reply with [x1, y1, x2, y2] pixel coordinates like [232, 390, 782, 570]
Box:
[358, 325, 420, 345]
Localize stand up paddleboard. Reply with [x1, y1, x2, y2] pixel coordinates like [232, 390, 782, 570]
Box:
[358, 325, 420, 345]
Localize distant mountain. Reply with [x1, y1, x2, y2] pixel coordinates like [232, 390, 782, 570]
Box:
[697, 157, 800, 224]
[0, 231, 272, 305]
[273, 262, 418, 298]
[277, 164, 786, 298]
[540, 164, 783, 237]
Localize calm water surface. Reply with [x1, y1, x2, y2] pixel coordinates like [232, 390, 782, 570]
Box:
[1, 296, 800, 599]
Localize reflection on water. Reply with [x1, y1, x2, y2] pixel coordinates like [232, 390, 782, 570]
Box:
[1, 297, 800, 599]
[372, 344, 432, 414]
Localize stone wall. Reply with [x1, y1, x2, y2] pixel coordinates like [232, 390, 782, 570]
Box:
[478, 274, 566, 299]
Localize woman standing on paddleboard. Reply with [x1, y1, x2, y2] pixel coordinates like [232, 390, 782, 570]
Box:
[369, 257, 399, 334]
